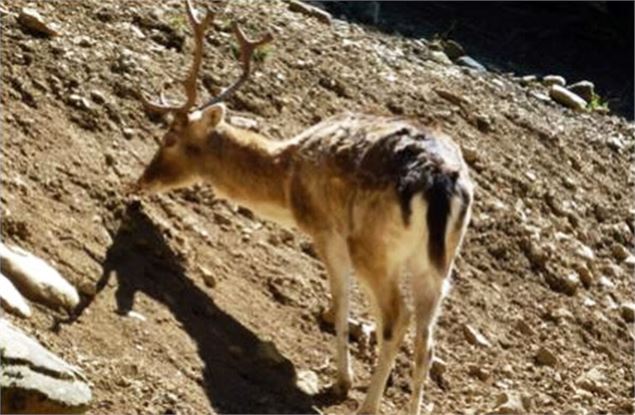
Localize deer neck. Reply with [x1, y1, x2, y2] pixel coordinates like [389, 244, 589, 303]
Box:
[202, 123, 295, 226]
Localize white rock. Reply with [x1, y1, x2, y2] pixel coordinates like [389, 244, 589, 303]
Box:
[0, 242, 79, 311]
[576, 366, 607, 395]
[543, 75, 566, 87]
[582, 297, 596, 307]
[457, 56, 486, 72]
[349, 318, 376, 345]
[296, 369, 320, 395]
[287, 0, 332, 25]
[0, 272, 32, 318]
[126, 310, 147, 322]
[494, 391, 531, 413]
[607, 136, 625, 151]
[229, 116, 259, 130]
[565, 237, 595, 261]
[549, 85, 587, 111]
[598, 276, 616, 290]
[0, 319, 92, 413]
[462, 324, 491, 347]
[602, 294, 619, 310]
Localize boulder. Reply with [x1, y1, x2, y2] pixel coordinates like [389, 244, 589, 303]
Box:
[0, 320, 91, 414]
[0, 242, 79, 311]
[549, 85, 587, 111]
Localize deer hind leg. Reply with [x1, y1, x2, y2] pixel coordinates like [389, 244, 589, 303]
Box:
[313, 233, 354, 397]
[355, 260, 411, 414]
[407, 264, 446, 415]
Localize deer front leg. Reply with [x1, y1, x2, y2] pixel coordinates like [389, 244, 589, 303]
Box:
[314, 233, 354, 397]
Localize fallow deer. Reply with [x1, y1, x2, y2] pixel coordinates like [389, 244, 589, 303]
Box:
[132, 2, 473, 414]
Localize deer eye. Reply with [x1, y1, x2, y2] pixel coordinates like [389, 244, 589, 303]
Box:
[163, 132, 178, 147]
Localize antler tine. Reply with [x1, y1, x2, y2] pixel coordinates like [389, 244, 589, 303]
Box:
[180, 0, 214, 110]
[201, 22, 273, 108]
[141, 0, 214, 115]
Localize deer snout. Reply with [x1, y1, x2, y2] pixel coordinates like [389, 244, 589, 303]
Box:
[132, 171, 161, 195]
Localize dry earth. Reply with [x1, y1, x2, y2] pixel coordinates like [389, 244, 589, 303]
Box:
[1, 1, 634, 414]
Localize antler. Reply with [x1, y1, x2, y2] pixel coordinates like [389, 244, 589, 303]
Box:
[200, 22, 273, 108]
[141, 0, 214, 115]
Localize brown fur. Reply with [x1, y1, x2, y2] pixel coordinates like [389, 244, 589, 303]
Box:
[135, 106, 473, 414]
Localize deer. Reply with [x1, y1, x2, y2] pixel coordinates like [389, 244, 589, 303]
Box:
[131, 1, 473, 414]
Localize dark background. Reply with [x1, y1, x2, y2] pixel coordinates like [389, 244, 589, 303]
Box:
[321, 1, 634, 119]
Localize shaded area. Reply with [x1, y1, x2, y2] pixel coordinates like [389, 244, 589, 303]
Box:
[323, 1, 634, 118]
[73, 202, 317, 414]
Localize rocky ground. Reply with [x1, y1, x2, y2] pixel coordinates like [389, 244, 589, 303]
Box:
[1, 1, 634, 414]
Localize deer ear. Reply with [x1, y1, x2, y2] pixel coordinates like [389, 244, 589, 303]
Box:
[201, 103, 226, 129]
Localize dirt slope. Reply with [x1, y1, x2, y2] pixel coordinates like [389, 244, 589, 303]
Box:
[1, 1, 634, 414]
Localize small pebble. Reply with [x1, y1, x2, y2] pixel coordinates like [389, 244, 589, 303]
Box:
[430, 50, 452, 65]
[18, 7, 59, 37]
[462, 324, 491, 347]
[456, 56, 486, 72]
[620, 303, 634, 323]
[535, 346, 558, 366]
[122, 128, 136, 140]
[611, 243, 630, 261]
[295, 369, 320, 396]
[90, 90, 106, 104]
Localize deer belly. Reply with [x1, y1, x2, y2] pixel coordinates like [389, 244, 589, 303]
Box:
[216, 190, 296, 229]
[244, 201, 297, 229]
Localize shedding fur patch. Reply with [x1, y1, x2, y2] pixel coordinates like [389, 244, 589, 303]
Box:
[294, 113, 468, 269]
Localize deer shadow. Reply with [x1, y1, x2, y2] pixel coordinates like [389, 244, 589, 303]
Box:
[90, 201, 317, 414]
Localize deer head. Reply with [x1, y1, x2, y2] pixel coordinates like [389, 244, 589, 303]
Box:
[133, 0, 273, 193]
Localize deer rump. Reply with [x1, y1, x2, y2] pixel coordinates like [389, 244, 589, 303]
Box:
[295, 113, 471, 270]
